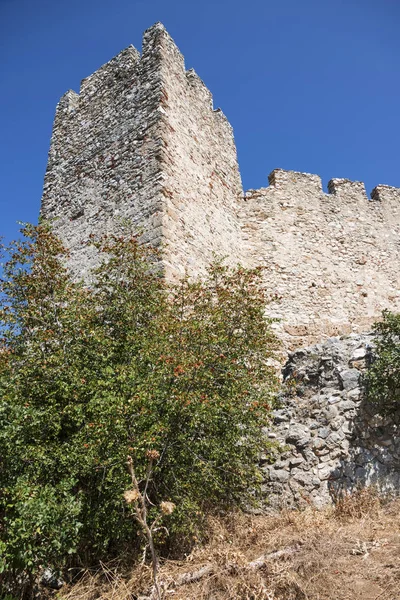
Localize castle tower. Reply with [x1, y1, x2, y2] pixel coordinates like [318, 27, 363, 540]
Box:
[41, 23, 244, 279]
[41, 23, 400, 348]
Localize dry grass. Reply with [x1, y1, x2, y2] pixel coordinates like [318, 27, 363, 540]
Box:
[61, 490, 400, 600]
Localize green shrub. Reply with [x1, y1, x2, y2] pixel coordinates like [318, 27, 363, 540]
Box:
[0, 224, 279, 590]
[365, 310, 400, 417]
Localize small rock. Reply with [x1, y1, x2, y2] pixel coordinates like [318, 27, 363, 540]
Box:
[338, 399, 356, 412]
[350, 347, 367, 361]
[318, 464, 334, 480]
[330, 447, 345, 460]
[318, 427, 330, 439]
[315, 447, 330, 457]
[272, 409, 290, 423]
[339, 369, 360, 391]
[328, 395, 341, 405]
[330, 416, 345, 431]
[269, 469, 290, 483]
[354, 466, 367, 481]
[326, 432, 343, 448]
[292, 471, 317, 488]
[296, 436, 311, 449]
[319, 453, 333, 463]
[341, 422, 353, 436]
[40, 569, 64, 590]
[324, 405, 339, 421]
[312, 437, 326, 451]
[273, 460, 290, 470]
[347, 388, 361, 400]
[286, 424, 311, 445]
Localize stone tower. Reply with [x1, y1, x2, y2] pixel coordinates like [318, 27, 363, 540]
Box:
[41, 23, 244, 280]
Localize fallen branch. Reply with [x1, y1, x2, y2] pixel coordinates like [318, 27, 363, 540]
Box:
[176, 564, 215, 586]
[138, 544, 301, 598]
[173, 544, 301, 589]
[248, 545, 300, 570]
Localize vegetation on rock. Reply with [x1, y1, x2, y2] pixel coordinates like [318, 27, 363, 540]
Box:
[365, 310, 400, 418]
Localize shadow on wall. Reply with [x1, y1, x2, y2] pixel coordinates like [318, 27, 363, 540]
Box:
[330, 392, 400, 501]
[261, 334, 400, 511]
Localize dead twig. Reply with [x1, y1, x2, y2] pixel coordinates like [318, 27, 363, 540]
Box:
[125, 453, 162, 600]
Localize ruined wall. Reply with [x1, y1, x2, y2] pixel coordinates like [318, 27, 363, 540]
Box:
[242, 170, 400, 348]
[41, 23, 244, 280]
[262, 333, 400, 510]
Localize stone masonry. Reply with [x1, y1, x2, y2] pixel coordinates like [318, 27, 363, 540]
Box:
[41, 23, 400, 348]
[262, 333, 400, 510]
[243, 173, 400, 348]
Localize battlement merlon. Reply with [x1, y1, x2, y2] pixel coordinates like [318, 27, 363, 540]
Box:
[371, 184, 400, 205]
[268, 169, 323, 193]
[141, 22, 185, 88]
[149, 22, 183, 56]
[42, 90, 80, 179]
[327, 178, 368, 202]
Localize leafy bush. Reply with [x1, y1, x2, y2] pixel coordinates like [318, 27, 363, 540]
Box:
[365, 310, 400, 417]
[0, 224, 279, 590]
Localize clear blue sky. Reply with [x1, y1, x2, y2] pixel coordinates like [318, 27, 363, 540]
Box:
[1, 0, 399, 243]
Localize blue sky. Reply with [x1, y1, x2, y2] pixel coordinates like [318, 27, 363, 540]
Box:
[1, 0, 399, 243]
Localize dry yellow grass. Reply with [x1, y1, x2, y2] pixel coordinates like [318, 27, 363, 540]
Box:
[61, 490, 400, 600]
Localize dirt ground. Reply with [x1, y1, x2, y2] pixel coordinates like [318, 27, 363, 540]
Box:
[62, 490, 400, 600]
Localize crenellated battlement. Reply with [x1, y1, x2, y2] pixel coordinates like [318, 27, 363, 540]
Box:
[243, 168, 400, 347]
[371, 184, 400, 203]
[258, 168, 400, 204]
[41, 23, 400, 347]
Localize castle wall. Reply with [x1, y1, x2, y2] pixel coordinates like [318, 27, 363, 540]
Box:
[242, 170, 400, 348]
[38, 23, 400, 510]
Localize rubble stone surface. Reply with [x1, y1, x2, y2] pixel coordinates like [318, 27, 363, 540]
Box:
[262, 333, 400, 510]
